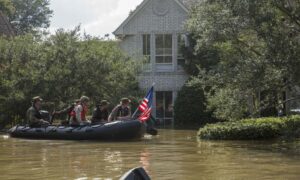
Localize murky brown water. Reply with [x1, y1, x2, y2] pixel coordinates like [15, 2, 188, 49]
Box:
[1, 129, 300, 180]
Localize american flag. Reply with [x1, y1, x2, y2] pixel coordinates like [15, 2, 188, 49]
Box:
[138, 86, 153, 122]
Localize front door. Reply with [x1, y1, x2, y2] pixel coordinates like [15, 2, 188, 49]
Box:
[155, 91, 173, 127]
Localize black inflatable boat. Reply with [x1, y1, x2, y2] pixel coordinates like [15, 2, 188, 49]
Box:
[120, 167, 151, 180]
[8, 120, 146, 141]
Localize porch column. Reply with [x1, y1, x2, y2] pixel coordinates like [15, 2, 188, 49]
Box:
[152, 91, 157, 119]
[150, 33, 156, 74]
[173, 33, 178, 72]
[172, 91, 177, 127]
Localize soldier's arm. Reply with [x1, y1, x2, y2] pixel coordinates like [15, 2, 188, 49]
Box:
[128, 107, 132, 117]
[56, 106, 71, 114]
[75, 105, 83, 123]
[108, 107, 118, 122]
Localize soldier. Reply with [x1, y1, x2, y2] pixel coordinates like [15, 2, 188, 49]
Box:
[108, 98, 131, 121]
[26, 96, 50, 127]
[91, 100, 110, 124]
[52, 99, 80, 125]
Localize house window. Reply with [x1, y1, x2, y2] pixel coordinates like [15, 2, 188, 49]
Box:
[142, 34, 151, 63]
[177, 34, 185, 67]
[155, 34, 172, 64]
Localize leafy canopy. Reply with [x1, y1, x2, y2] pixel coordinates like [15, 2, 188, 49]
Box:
[185, 0, 300, 120]
[0, 27, 141, 126]
[1, 0, 53, 34]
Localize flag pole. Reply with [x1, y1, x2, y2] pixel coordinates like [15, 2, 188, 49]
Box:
[131, 106, 139, 119]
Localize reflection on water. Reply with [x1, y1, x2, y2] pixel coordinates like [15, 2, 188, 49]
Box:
[1, 130, 300, 179]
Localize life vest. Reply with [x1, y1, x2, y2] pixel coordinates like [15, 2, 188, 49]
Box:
[81, 105, 88, 121]
[69, 104, 88, 122]
[69, 106, 76, 117]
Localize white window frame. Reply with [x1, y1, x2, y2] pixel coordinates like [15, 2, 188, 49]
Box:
[155, 34, 173, 65]
[177, 34, 185, 68]
[142, 34, 151, 63]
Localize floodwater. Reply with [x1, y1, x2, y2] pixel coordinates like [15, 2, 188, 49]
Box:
[1, 130, 300, 180]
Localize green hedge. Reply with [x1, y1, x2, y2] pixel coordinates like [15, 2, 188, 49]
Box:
[174, 83, 213, 126]
[198, 115, 300, 140]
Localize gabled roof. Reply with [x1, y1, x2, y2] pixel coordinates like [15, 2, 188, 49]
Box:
[113, 0, 189, 36]
[0, 11, 14, 36]
[179, 0, 198, 8]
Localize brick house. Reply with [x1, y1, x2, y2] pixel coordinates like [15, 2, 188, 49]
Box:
[114, 0, 194, 126]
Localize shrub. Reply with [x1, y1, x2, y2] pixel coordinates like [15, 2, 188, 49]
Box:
[198, 115, 300, 140]
[206, 88, 250, 121]
[174, 83, 213, 126]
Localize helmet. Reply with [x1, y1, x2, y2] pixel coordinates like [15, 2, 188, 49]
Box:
[80, 96, 90, 103]
[121, 97, 131, 104]
[32, 96, 43, 103]
[98, 100, 109, 106]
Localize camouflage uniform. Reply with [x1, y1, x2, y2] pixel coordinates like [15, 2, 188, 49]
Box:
[26, 106, 49, 127]
[91, 107, 109, 123]
[109, 105, 131, 121]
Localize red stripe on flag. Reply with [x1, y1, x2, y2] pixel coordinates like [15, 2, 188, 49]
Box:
[139, 108, 151, 122]
[138, 98, 149, 112]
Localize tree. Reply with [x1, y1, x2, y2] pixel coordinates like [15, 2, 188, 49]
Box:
[9, 0, 53, 34]
[181, 34, 220, 76]
[0, 27, 141, 127]
[185, 0, 300, 120]
[0, 0, 15, 16]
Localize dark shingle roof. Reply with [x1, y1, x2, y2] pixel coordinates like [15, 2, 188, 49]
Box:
[0, 11, 14, 36]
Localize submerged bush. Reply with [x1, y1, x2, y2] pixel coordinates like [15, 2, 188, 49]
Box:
[198, 115, 300, 140]
[174, 83, 213, 126]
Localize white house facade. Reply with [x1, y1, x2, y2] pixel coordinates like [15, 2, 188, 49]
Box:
[114, 0, 193, 126]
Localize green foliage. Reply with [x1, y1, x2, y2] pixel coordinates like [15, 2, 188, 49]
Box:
[8, 0, 53, 34]
[174, 82, 212, 126]
[0, 28, 141, 127]
[185, 0, 300, 120]
[198, 115, 300, 140]
[206, 87, 249, 121]
[0, 0, 15, 16]
[181, 35, 220, 76]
